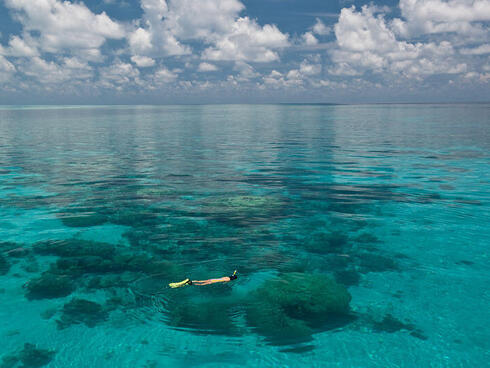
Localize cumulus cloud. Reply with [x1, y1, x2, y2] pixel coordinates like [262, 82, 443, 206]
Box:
[128, 0, 190, 59]
[4, 0, 125, 61]
[1, 0, 488, 97]
[131, 55, 156, 67]
[153, 67, 178, 84]
[201, 17, 289, 62]
[460, 44, 490, 55]
[300, 18, 330, 47]
[98, 61, 141, 90]
[0, 56, 16, 72]
[302, 32, 319, 46]
[164, 0, 245, 39]
[233, 61, 259, 81]
[1, 35, 39, 57]
[393, 0, 490, 37]
[129, 0, 289, 63]
[0, 55, 16, 82]
[312, 18, 331, 36]
[198, 62, 218, 72]
[261, 58, 322, 89]
[20, 56, 93, 85]
[329, 5, 480, 79]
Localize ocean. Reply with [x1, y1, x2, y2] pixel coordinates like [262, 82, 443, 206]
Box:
[0, 104, 489, 367]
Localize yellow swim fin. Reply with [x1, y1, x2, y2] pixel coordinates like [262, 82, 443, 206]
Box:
[169, 279, 191, 288]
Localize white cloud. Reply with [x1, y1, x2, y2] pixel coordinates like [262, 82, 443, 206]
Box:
[263, 70, 297, 88]
[0, 55, 16, 83]
[0, 56, 16, 73]
[198, 62, 218, 72]
[299, 59, 322, 76]
[164, 0, 245, 39]
[312, 18, 331, 35]
[394, 0, 490, 37]
[1, 35, 39, 57]
[4, 0, 125, 60]
[261, 58, 322, 89]
[233, 61, 259, 81]
[201, 17, 289, 62]
[129, 0, 289, 63]
[460, 44, 490, 55]
[128, 0, 190, 58]
[63, 57, 90, 70]
[330, 5, 474, 79]
[0, 55, 16, 82]
[98, 61, 141, 90]
[334, 6, 399, 53]
[153, 67, 178, 84]
[302, 32, 319, 46]
[131, 55, 156, 67]
[21, 56, 92, 84]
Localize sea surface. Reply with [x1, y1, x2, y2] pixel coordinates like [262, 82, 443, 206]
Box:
[0, 104, 489, 367]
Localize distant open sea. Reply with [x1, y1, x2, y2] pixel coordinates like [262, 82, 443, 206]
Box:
[0, 104, 489, 367]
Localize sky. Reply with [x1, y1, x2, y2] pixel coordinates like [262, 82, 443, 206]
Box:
[0, 0, 489, 104]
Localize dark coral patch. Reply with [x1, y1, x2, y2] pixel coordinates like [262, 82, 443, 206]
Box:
[279, 344, 315, 354]
[59, 212, 107, 228]
[455, 260, 474, 266]
[358, 253, 399, 273]
[33, 239, 115, 258]
[334, 269, 361, 286]
[246, 273, 352, 344]
[108, 206, 164, 227]
[246, 303, 314, 345]
[51, 256, 120, 275]
[372, 314, 413, 333]
[1, 343, 56, 368]
[25, 273, 75, 300]
[372, 314, 427, 340]
[0, 255, 10, 275]
[57, 298, 108, 329]
[166, 301, 239, 336]
[304, 231, 349, 254]
[1, 242, 30, 258]
[353, 232, 380, 244]
[18, 343, 55, 368]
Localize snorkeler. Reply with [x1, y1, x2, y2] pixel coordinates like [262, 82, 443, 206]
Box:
[169, 270, 237, 288]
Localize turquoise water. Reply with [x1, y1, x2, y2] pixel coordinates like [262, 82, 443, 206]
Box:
[0, 104, 489, 367]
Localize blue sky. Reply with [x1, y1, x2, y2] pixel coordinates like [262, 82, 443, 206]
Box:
[0, 0, 489, 104]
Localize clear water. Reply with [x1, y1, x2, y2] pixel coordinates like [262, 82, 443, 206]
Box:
[0, 104, 489, 367]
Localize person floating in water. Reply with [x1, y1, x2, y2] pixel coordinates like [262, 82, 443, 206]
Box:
[169, 270, 237, 288]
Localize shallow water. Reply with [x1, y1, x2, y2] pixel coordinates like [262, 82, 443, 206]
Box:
[0, 104, 489, 367]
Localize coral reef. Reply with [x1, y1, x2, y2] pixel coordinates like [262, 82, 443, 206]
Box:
[18, 343, 55, 368]
[202, 194, 287, 226]
[58, 211, 107, 228]
[358, 253, 399, 273]
[33, 239, 115, 258]
[1, 343, 55, 368]
[25, 273, 75, 300]
[334, 269, 361, 286]
[166, 300, 238, 335]
[304, 231, 349, 254]
[0, 254, 10, 275]
[353, 232, 380, 244]
[371, 314, 427, 340]
[246, 272, 352, 343]
[57, 298, 108, 329]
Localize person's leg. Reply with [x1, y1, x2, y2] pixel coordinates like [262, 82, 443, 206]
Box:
[192, 280, 212, 285]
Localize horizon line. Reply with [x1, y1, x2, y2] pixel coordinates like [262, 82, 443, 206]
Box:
[0, 101, 489, 107]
